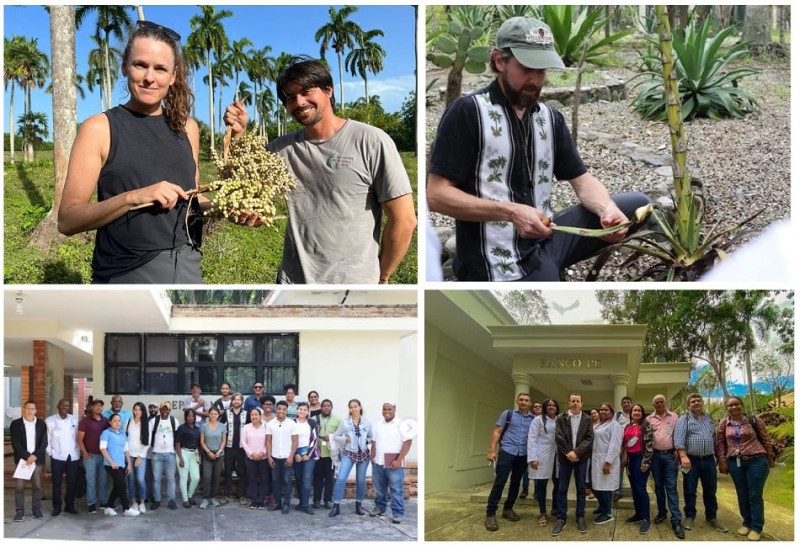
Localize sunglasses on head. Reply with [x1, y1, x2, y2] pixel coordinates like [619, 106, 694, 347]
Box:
[137, 20, 181, 42]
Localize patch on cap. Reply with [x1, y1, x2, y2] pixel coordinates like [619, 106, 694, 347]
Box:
[525, 25, 554, 46]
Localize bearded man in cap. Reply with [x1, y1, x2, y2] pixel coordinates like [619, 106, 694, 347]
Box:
[428, 17, 649, 281]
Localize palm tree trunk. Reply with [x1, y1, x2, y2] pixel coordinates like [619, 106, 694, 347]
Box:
[8, 82, 16, 164]
[50, 4, 77, 220]
[136, 6, 145, 21]
[103, 33, 112, 110]
[206, 49, 215, 152]
[337, 52, 345, 113]
[364, 77, 369, 105]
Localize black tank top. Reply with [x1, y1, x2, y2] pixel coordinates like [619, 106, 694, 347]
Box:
[92, 105, 196, 281]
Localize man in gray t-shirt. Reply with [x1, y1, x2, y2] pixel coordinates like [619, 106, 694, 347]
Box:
[225, 57, 416, 284]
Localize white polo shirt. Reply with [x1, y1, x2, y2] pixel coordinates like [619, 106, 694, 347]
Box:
[266, 418, 297, 459]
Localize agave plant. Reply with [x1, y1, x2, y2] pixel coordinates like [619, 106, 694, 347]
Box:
[541, 5, 634, 67]
[586, 6, 761, 281]
[631, 15, 761, 121]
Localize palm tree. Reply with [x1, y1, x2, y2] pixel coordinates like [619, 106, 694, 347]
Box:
[228, 37, 253, 101]
[345, 28, 385, 107]
[203, 55, 233, 147]
[86, 35, 121, 111]
[182, 37, 205, 119]
[49, 4, 77, 224]
[13, 37, 50, 117]
[272, 51, 295, 136]
[237, 81, 253, 108]
[4, 35, 27, 164]
[246, 46, 274, 130]
[75, 6, 135, 111]
[18, 112, 49, 162]
[314, 6, 363, 113]
[255, 88, 276, 137]
[188, 5, 233, 152]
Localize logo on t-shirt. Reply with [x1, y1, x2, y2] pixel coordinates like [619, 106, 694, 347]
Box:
[326, 153, 353, 169]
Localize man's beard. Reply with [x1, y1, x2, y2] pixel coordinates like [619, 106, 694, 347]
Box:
[500, 74, 541, 109]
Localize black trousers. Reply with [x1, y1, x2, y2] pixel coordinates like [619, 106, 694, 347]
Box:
[51, 456, 80, 511]
[223, 446, 248, 498]
[312, 456, 334, 503]
[105, 466, 132, 511]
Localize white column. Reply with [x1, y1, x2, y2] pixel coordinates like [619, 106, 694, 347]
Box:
[610, 374, 631, 408]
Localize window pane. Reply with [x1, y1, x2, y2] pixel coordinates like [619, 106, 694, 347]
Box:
[144, 366, 179, 394]
[106, 366, 140, 394]
[265, 336, 297, 364]
[223, 367, 257, 394]
[185, 337, 218, 362]
[106, 335, 140, 362]
[184, 366, 218, 393]
[224, 337, 255, 362]
[146, 336, 178, 362]
[264, 366, 296, 395]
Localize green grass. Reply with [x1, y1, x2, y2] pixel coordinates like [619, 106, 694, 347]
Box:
[764, 462, 794, 509]
[4, 150, 418, 285]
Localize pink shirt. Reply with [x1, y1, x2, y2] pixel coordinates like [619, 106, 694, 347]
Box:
[241, 422, 267, 458]
[623, 424, 644, 453]
[646, 410, 678, 451]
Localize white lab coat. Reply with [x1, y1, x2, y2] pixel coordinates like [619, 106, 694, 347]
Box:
[591, 419, 623, 491]
[527, 415, 558, 480]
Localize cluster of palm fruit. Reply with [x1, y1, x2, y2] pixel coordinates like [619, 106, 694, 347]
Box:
[206, 132, 295, 226]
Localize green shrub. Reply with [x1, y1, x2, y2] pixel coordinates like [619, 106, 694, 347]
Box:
[20, 204, 49, 233]
[630, 17, 761, 121]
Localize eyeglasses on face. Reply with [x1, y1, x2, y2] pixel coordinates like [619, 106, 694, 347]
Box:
[254, 385, 263, 390]
[137, 20, 181, 42]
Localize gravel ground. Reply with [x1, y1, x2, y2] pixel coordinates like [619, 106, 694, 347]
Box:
[425, 59, 791, 281]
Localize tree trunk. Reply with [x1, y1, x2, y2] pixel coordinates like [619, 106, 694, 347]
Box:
[206, 49, 215, 153]
[742, 5, 772, 45]
[30, 5, 76, 250]
[103, 32, 113, 110]
[8, 82, 16, 164]
[137, 5, 145, 21]
[49, 4, 77, 221]
[745, 350, 757, 415]
[445, 67, 463, 108]
[337, 52, 345, 113]
[26, 142, 34, 163]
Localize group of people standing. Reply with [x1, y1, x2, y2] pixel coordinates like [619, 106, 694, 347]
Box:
[484, 391, 774, 541]
[11, 382, 414, 526]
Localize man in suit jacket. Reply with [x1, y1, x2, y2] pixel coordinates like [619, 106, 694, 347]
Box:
[552, 393, 594, 536]
[11, 400, 49, 522]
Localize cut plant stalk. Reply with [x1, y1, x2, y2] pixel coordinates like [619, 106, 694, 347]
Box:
[548, 204, 652, 238]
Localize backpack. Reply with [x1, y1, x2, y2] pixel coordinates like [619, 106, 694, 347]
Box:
[498, 410, 513, 443]
[150, 415, 177, 446]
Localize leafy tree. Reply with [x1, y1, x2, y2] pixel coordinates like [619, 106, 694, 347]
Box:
[75, 6, 135, 111]
[752, 338, 794, 408]
[4, 35, 28, 164]
[315, 6, 364, 113]
[493, 290, 551, 325]
[345, 28, 386, 108]
[85, 35, 121, 112]
[182, 34, 206, 119]
[246, 46, 275, 132]
[6, 35, 50, 162]
[189, 5, 233, 152]
[597, 290, 777, 402]
[228, 37, 253, 102]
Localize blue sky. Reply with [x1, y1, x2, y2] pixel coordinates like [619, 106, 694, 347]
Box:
[4, 4, 417, 134]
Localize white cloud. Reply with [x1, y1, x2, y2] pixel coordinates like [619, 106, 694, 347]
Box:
[342, 74, 416, 113]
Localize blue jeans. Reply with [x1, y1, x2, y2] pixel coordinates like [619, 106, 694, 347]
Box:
[271, 458, 293, 507]
[485, 450, 527, 516]
[727, 456, 769, 533]
[683, 455, 718, 520]
[372, 464, 405, 517]
[334, 455, 369, 504]
[127, 457, 148, 502]
[293, 458, 317, 508]
[83, 453, 108, 507]
[627, 451, 651, 520]
[151, 452, 177, 502]
[556, 459, 588, 520]
[651, 450, 682, 523]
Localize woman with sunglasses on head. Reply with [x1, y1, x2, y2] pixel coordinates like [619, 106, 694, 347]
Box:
[58, 22, 247, 283]
[329, 399, 373, 517]
[716, 396, 774, 541]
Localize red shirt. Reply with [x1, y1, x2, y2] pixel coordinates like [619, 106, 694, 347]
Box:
[623, 423, 644, 453]
[78, 415, 110, 454]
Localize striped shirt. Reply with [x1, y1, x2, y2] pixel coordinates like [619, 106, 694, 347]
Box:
[673, 411, 716, 456]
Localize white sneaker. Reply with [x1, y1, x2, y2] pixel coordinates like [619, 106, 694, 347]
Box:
[104, 507, 118, 516]
[123, 507, 140, 517]
[211, 498, 220, 508]
[138, 502, 147, 513]
[200, 499, 209, 509]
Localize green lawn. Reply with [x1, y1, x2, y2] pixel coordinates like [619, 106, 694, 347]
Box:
[4, 150, 418, 285]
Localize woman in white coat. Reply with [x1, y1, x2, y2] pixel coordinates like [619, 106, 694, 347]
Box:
[527, 398, 560, 526]
[590, 403, 623, 525]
